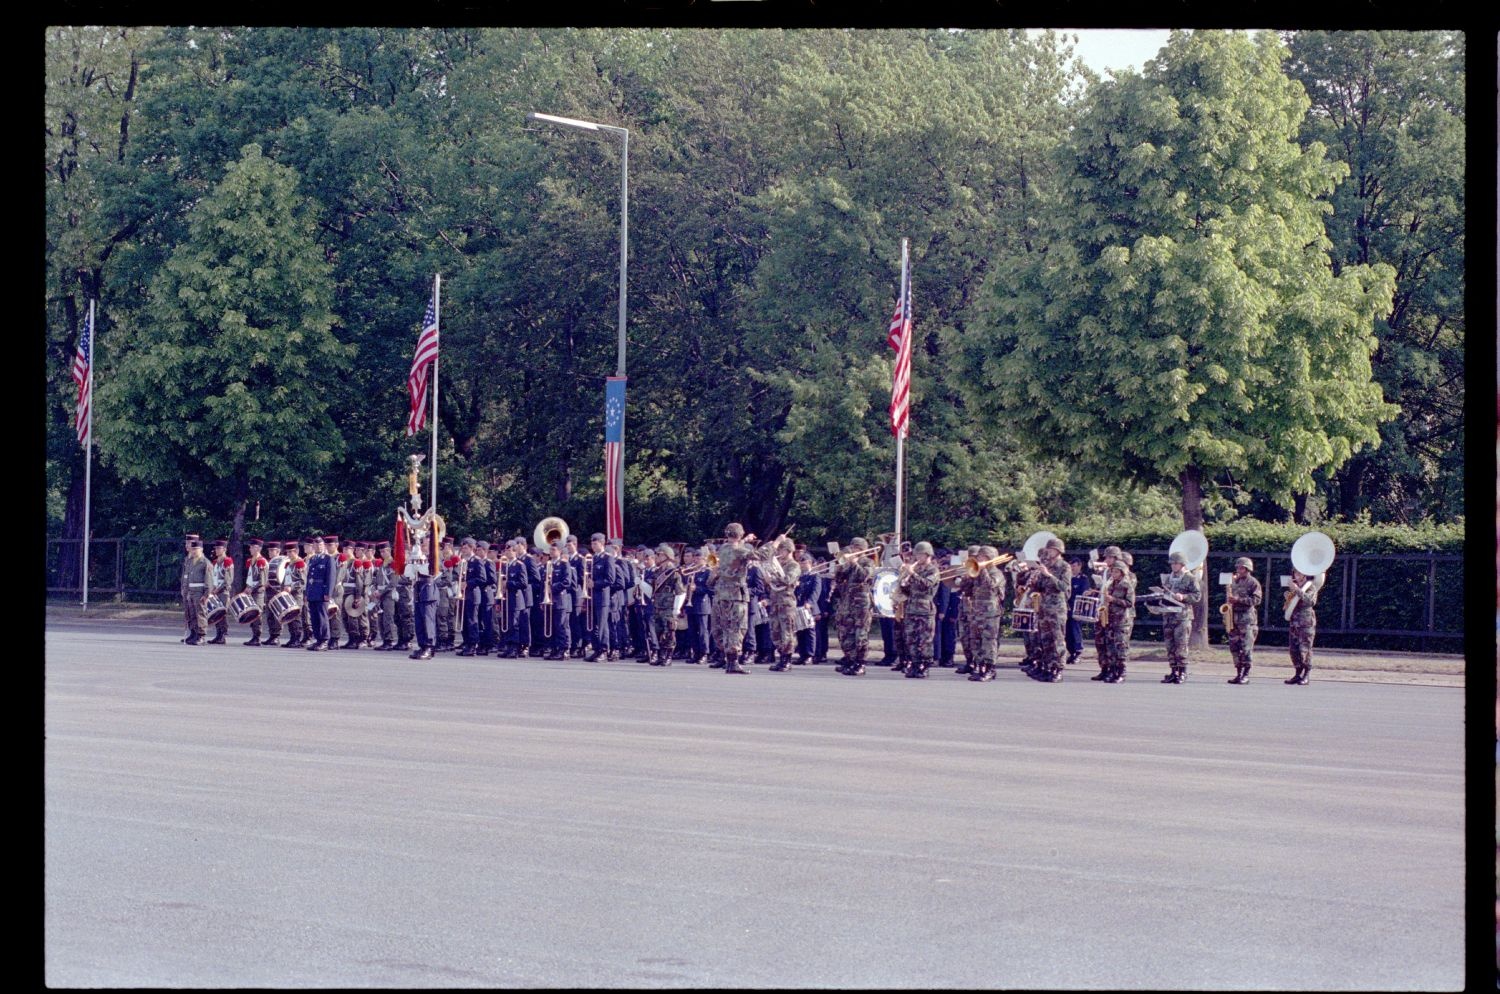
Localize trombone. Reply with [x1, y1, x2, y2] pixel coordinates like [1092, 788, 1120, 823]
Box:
[541, 558, 554, 639]
[806, 543, 884, 575]
[935, 553, 1014, 581]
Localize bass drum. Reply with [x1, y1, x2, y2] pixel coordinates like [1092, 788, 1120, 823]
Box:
[231, 592, 262, 624]
[872, 566, 900, 619]
[202, 594, 226, 624]
[267, 591, 300, 622]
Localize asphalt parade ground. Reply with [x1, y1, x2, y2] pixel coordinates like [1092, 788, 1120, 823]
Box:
[45, 621, 1466, 989]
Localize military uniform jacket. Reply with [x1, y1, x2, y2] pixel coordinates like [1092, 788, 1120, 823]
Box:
[336, 555, 357, 598]
[547, 558, 577, 610]
[649, 565, 685, 613]
[504, 559, 533, 611]
[1030, 558, 1072, 617]
[185, 556, 212, 592]
[589, 554, 616, 603]
[711, 545, 753, 603]
[832, 558, 875, 613]
[795, 571, 824, 615]
[959, 567, 1004, 618]
[898, 562, 942, 618]
[689, 570, 713, 614]
[1286, 579, 1318, 627]
[765, 557, 800, 606]
[211, 557, 232, 596]
[244, 556, 269, 597]
[568, 554, 587, 612]
[1227, 574, 1263, 627]
[1160, 570, 1200, 622]
[1103, 574, 1136, 630]
[305, 553, 333, 601]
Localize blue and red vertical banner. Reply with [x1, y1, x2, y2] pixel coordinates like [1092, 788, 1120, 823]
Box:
[604, 376, 627, 541]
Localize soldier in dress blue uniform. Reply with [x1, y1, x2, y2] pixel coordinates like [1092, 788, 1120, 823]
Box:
[304, 534, 333, 651]
[794, 552, 823, 665]
[501, 538, 534, 658]
[457, 538, 484, 656]
[685, 546, 713, 664]
[409, 532, 438, 660]
[1066, 558, 1089, 666]
[525, 543, 545, 657]
[565, 536, 587, 656]
[585, 534, 615, 661]
[936, 557, 961, 667]
[544, 539, 576, 660]
[813, 554, 833, 665]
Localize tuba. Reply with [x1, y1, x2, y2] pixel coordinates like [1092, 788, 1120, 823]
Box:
[1284, 531, 1335, 621]
[534, 516, 569, 550]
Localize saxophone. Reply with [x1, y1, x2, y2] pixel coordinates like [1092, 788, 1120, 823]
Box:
[1098, 576, 1112, 629]
[1221, 580, 1236, 633]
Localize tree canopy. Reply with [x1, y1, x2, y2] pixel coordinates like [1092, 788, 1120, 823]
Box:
[44, 27, 1463, 551]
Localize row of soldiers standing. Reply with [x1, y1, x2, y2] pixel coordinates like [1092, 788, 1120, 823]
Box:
[179, 525, 1312, 683]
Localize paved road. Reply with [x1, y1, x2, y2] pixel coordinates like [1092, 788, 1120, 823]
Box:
[45, 624, 1465, 988]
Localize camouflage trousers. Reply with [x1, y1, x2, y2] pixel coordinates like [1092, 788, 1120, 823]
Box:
[835, 605, 873, 660]
[712, 598, 749, 657]
[1163, 616, 1192, 670]
[964, 610, 1000, 668]
[1289, 623, 1315, 670]
[652, 612, 678, 660]
[903, 611, 936, 665]
[1034, 606, 1066, 670]
[769, 598, 799, 656]
[1228, 618, 1258, 668]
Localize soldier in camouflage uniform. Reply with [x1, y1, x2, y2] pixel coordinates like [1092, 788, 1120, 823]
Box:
[647, 544, 685, 666]
[1225, 557, 1263, 684]
[1284, 568, 1319, 685]
[832, 537, 877, 676]
[1158, 551, 1200, 683]
[1089, 546, 1124, 681]
[898, 541, 942, 678]
[953, 546, 982, 674]
[182, 539, 211, 645]
[1025, 537, 1071, 681]
[1099, 561, 1135, 682]
[766, 537, 803, 671]
[961, 546, 1006, 682]
[707, 523, 756, 675]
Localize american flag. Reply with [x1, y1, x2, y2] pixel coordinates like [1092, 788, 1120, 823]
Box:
[604, 377, 627, 540]
[72, 307, 93, 447]
[888, 258, 911, 439]
[406, 289, 439, 436]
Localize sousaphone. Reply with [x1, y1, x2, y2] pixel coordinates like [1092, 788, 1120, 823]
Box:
[1020, 530, 1057, 564]
[1285, 531, 1335, 621]
[534, 516, 570, 550]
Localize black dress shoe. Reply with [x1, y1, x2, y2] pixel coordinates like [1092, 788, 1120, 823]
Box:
[410, 646, 434, 660]
[305, 642, 323, 651]
[584, 650, 600, 662]
[709, 659, 725, 669]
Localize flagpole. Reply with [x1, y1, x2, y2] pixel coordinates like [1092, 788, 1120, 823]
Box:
[893, 239, 907, 552]
[81, 299, 94, 611]
[430, 274, 440, 517]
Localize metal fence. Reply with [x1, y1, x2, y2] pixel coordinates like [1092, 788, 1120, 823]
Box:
[47, 537, 1464, 652]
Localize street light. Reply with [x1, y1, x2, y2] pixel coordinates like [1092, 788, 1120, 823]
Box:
[527, 111, 630, 539]
[525, 112, 628, 380]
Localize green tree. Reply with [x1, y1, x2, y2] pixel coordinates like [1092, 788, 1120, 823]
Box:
[1284, 30, 1465, 523]
[97, 143, 349, 568]
[961, 30, 1396, 641]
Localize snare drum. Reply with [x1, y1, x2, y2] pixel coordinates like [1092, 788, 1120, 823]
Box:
[1011, 607, 1036, 633]
[230, 592, 262, 624]
[267, 590, 299, 622]
[1072, 593, 1101, 624]
[794, 604, 815, 632]
[202, 594, 226, 624]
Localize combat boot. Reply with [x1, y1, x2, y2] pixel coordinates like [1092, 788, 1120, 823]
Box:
[207, 634, 226, 645]
[1161, 668, 1177, 683]
[342, 635, 360, 649]
[1296, 667, 1310, 685]
[1284, 667, 1301, 685]
[725, 654, 749, 675]
[185, 635, 204, 645]
[769, 653, 791, 672]
[243, 636, 261, 647]
[410, 645, 434, 660]
[956, 662, 971, 675]
[1091, 666, 1109, 681]
[1228, 665, 1246, 684]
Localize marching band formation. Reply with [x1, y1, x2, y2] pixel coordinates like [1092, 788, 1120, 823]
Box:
[176, 514, 1336, 687]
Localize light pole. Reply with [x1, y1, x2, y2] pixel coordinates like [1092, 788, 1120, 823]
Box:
[526, 112, 629, 538]
[526, 112, 628, 379]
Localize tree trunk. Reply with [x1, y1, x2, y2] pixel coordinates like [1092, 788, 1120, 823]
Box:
[1292, 492, 1308, 524]
[1180, 465, 1209, 649]
[230, 472, 248, 594]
